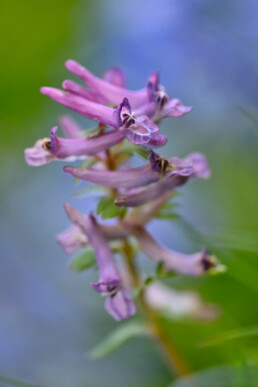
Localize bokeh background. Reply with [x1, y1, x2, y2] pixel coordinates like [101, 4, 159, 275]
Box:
[1, 0, 258, 386]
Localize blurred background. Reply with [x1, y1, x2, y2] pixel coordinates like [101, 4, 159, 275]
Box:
[1, 0, 258, 386]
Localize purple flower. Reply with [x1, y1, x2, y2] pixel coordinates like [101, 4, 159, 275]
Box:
[147, 132, 168, 147]
[64, 164, 160, 189]
[65, 59, 149, 108]
[103, 67, 127, 88]
[25, 116, 87, 167]
[56, 225, 88, 254]
[41, 87, 159, 145]
[145, 72, 192, 121]
[185, 152, 211, 179]
[59, 115, 84, 138]
[134, 227, 217, 276]
[41, 87, 121, 127]
[25, 126, 124, 166]
[115, 151, 210, 207]
[63, 149, 195, 190]
[64, 60, 192, 122]
[24, 138, 55, 167]
[50, 126, 126, 158]
[64, 203, 136, 321]
[116, 98, 159, 144]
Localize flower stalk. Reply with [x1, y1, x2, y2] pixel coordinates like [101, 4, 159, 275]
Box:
[25, 59, 223, 376]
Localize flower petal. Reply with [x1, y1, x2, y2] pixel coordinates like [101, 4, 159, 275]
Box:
[65, 59, 148, 108]
[40, 87, 117, 127]
[147, 133, 168, 147]
[64, 164, 160, 189]
[103, 67, 127, 88]
[62, 80, 101, 103]
[123, 115, 159, 145]
[105, 286, 136, 321]
[24, 139, 54, 166]
[115, 173, 190, 207]
[134, 227, 218, 276]
[50, 127, 125, 158]
[185, 152, 211, 179]
[59, 115, 84, 138]
[56, 225, 88, 254]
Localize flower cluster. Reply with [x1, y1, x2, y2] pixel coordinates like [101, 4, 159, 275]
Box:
[25, 60, 219, 321]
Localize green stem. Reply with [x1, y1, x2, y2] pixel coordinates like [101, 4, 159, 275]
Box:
[122, 240, 191, 377]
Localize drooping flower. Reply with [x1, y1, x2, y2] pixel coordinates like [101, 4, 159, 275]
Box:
[134, 227, 217, 276]
[64, 203, 136, 321]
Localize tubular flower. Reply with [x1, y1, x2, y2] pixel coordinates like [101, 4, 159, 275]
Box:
[41, 87, 159, 145]
[64, 60, 192, 122]
[24, 126, 124, 166]
[63, 150, 206, 190]
[115, 150, 210, 207]
[24, 116, 85, 167]
[65, 59, 149, 108]
[64, 203, 136, 321]
[134, 227, 217, 277]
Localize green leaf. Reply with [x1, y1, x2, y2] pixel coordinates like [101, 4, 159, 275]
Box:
[169, 365, 258, 387]
[72, 184, 105, 198]
[0, 373, 41, 387]
[200, 325, 258, 347]
[89, 321, 150, 359]
[133, 146, 149, 160]
[200, 229, 258, 253]
[96, 196, 125, 219]
[117, 142, 149, 160]
[155, 198, 181, 220]
[155, 212, 180, 220]
[238, 106, 258, 130]
[70, 249, 96, 272]
[83, 126, 101, 138]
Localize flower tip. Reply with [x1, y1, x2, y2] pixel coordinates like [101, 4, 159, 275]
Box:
[40, 86, 48, 95]
[63, 202, 73, 216]
[40, 87, 63, 99]
[200, 249, 220, 274]
[63, 166, 73, 174]
[113, 197, 125, 206]
[62, 80, 71, 90]
[185, 105, 193, 113]
[65, 59, 78, 70]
